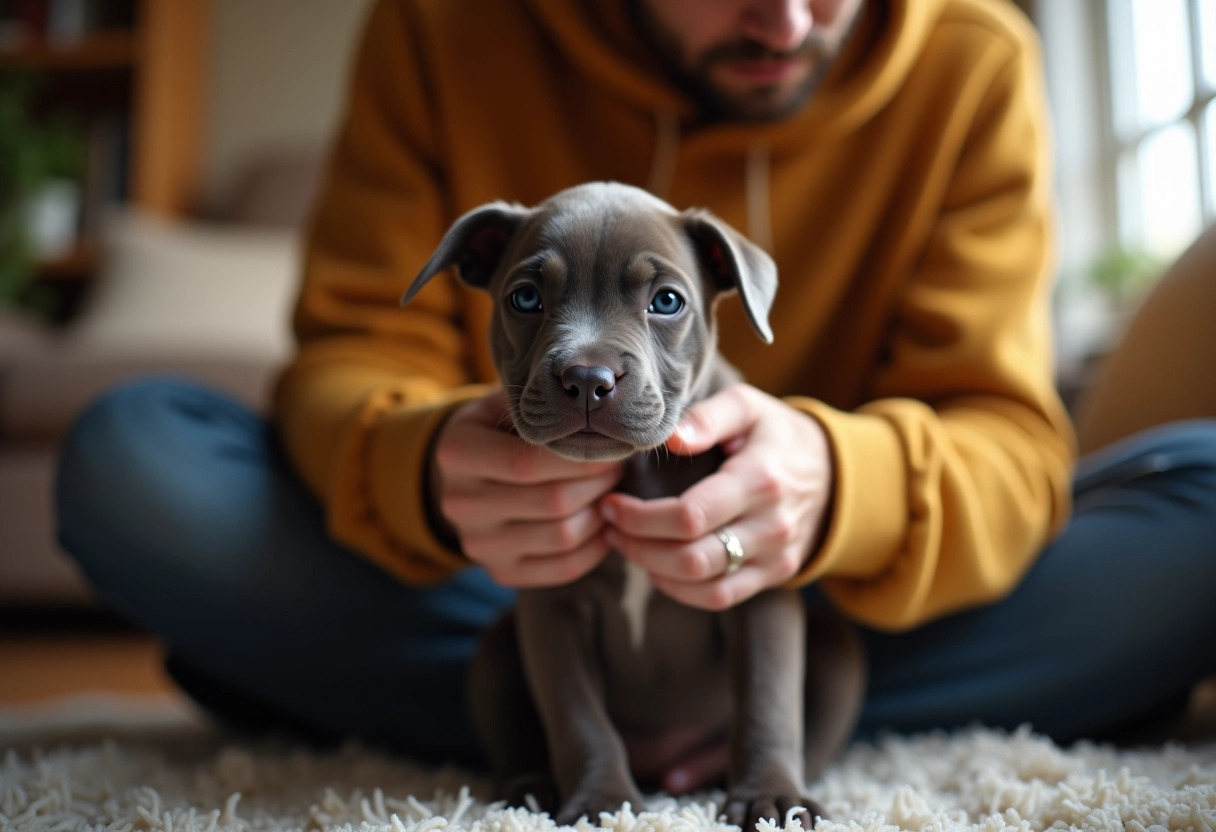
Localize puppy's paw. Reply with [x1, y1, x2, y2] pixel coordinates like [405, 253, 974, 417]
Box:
[498, 772, 559, 814]
[554, 784, 645, 826]
[724, 792, 827, 831]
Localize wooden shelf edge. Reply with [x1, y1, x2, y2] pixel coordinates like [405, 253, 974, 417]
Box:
[36, 243, 98, 280]
[0, 31, 138, 70]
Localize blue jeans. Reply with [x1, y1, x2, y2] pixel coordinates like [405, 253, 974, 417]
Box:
[54, 378, 1216, 766]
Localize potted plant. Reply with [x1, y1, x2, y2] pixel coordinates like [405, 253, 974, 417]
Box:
[0, 73, 86, 319]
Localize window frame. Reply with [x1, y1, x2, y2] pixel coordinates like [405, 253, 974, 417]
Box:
[1097, 0, 1216, 250]
[1036, 0, 1214, 370]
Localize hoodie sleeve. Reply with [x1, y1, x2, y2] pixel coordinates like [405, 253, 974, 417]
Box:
[273, 0, 483, 584]
[785, 33, 1076, 631]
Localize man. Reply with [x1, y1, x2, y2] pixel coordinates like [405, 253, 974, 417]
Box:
[56, 0, 1216, 796]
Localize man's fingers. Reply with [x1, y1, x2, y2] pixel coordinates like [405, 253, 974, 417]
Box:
[466, 385, 513, 428]
[605, 525, 714, 581]
[444, 469, 621, 531]
[600, 466, 757, 541]
[492, 534, 611, 588]
[649, 563, 769, 612]
[667, 384, 757, 456]
[464, 506, 606, 563]
[608, 513, 783, 583]
[609, 515, 781, 610]
[439, 422, 619, 484]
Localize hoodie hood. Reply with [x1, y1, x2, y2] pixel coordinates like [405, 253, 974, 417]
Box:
[524, 0, 947, 150]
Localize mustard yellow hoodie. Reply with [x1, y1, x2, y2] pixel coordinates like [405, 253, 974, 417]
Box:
[274, 0, 1076, 632]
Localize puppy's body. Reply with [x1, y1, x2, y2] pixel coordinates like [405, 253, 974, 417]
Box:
[404, 183, 864, 829]
[588, 451, 732, 733]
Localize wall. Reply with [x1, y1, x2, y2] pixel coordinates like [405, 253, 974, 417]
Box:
[202, 0, 376, 206]
[1037, 2, 1122, 373]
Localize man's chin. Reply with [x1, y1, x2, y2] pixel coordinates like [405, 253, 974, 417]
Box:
[703, 68, 819, 122]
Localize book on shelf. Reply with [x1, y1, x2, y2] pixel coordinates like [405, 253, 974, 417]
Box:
[0, 0, 137, 48]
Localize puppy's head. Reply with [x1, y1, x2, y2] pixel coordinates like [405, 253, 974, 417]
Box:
[404, 182, 776, 461]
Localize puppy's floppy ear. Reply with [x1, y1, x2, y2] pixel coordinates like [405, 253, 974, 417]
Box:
[681, 209, 778, 344]
[402, 201, 532, 304]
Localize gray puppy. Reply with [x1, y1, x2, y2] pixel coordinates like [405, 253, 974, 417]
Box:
[404, 182, 864, 829]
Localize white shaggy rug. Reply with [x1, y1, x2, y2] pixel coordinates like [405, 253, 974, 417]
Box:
[3, 716, 1215, 832]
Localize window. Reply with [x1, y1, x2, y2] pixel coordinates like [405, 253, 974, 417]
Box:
[1038, 1, 1214, 369]
[1104, 0, 1216, 258]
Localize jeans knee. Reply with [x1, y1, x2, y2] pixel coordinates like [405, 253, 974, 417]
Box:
[1077, 417, 1216, 502]
[59, 379, 165, 515]
[1150, 417, 1216, 454]
[55, 377, 251, 581]
[58, 377, 190, 503]
[1146, 418, 1216, 511]
[1124, 418, 1216, 471]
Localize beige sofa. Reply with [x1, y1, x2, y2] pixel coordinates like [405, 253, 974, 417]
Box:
[1072, 224, 1216, 455]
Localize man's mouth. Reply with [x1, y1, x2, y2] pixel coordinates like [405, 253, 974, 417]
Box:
[720, 56, 808, 85]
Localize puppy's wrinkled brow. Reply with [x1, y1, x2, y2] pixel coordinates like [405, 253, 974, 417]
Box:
[622, 257, 657, 291]
[623, 255, 685, 290]
[507, 252, 565, 283]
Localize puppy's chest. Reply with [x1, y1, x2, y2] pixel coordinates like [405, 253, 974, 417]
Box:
[591, 552, 728, 730]
[617, 445, 719, 642]
[595, 445, 724, 666]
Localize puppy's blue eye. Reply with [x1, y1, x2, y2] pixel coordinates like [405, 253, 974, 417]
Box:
[648, 289, 684, 316]
[510, 285, 543, 313]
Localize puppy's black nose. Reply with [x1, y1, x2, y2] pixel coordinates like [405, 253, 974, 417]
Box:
[560, 365, 616, 411]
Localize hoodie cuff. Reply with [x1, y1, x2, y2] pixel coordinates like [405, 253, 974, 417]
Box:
[783, 397, 909, 586]
[329, 383, 490, 584]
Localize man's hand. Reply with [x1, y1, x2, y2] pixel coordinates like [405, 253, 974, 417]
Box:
[600, 384, 833, 610]
[428, 387, 622, 587]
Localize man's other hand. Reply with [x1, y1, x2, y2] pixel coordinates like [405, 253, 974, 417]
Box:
[428, 387, 622, 587]
[600, 384, 833, 610]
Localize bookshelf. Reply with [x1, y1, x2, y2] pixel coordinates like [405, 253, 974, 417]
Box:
[0, 0, 210, 285]
[0, 29, 136, 68]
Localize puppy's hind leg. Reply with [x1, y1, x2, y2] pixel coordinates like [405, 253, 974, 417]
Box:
[468, 610, 557, 813]
[803, 608, 866, 783]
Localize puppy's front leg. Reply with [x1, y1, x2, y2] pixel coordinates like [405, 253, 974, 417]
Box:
[515, 586, 643, 825]
[721, 589, 823, 831]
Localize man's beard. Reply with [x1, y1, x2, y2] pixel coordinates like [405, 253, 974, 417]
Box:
[628, 1, 841, 123]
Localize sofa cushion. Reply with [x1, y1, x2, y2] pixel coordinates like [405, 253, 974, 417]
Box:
[0, 211, 301, 438]
[66, 210, 300, 360]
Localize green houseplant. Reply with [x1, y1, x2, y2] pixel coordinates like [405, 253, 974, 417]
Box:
[0, 73, 86, 318]
[1087, 245, 1163, 310]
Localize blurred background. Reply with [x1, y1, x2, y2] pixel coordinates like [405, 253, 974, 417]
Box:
[0, 0, 374, 614]
[0, 0, 1213, 728]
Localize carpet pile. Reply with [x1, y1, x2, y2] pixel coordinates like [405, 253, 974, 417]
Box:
[3, 724, 1215, 832]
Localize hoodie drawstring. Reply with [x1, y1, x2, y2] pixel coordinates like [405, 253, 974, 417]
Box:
[745, 143, 773, 254]
[647, 110, 680, 201]
[647, 111, 774, 256]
